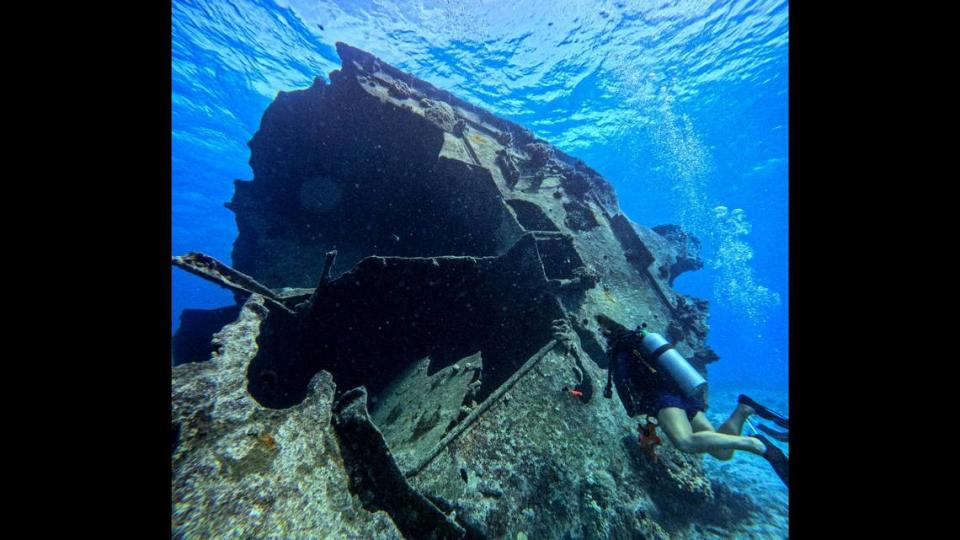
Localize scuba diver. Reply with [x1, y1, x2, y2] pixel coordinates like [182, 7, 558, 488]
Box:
[596, 314, 789, 486]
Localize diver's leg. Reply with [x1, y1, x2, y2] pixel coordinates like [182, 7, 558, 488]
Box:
[717, 402, 755, 436]
[658, 407, 765, 456]
[690, 412, 733, 461]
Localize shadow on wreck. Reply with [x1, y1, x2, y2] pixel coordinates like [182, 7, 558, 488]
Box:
[246, 234, 568, 409]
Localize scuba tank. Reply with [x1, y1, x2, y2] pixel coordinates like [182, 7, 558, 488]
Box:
[633, 324, 707, 398]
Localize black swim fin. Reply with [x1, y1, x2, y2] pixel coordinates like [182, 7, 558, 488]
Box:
[758, 422, 789, 442]
[753, 433, 789, 487]
[738, 394, 789, 429]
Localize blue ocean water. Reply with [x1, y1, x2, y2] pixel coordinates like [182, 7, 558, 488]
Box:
[172, 0, 787, 525]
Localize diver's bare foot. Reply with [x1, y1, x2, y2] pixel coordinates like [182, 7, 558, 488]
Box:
[737, 402, 756, 416]
[749, 437, 767, 454]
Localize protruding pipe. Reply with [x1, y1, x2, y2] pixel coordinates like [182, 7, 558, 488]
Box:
[302, 250, 338, 315]
[320, 250, 338, 286]
[171, 252, 294, 315]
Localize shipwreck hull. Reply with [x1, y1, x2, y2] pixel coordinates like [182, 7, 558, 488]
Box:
[169, 42, 765, 539]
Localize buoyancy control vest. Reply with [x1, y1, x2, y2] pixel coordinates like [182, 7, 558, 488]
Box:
[604, 324, 707, 406]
